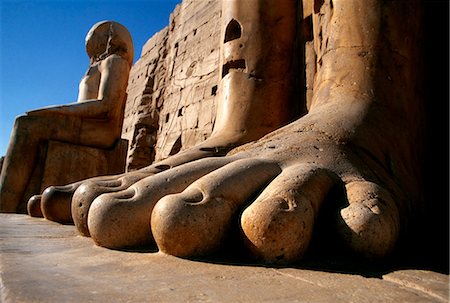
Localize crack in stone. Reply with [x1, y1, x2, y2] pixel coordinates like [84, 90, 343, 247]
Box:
[382, 274, 448, 302]
[270, 269, 327, 288]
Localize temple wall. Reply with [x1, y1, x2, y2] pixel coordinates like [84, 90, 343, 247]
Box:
[122, 0, 222, 170]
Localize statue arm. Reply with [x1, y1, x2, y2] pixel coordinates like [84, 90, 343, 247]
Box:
[96, 55, 130, 107]
[26, 100, 109, 118]
[26, 56, 130, 119]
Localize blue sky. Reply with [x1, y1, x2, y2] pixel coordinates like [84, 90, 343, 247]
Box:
[0, 0, 179, 156]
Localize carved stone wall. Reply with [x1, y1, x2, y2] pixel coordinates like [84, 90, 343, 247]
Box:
[122, 0, 221, 170]
[122, 28, 169, 171]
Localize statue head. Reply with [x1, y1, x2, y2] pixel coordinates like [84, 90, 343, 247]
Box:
[85, 21, 134, 66]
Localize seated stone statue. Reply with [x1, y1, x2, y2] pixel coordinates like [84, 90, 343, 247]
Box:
[0, 21, 133, 214]
[39, 0, 427, 264]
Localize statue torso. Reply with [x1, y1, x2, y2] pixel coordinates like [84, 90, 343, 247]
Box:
[77, 62, 101, 102]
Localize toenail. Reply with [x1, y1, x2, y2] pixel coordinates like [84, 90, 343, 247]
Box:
[199, 147, 218, 152]
[199, 146, 229, 155]
[116, 190, 135, 200]
[183, 191, 204, 203]
[155, 164, 171, 171]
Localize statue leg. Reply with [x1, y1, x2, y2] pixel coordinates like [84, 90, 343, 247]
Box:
[87, 0, 422, 263]
[0, 115, 85, 212]
[0, 116, 39, 212]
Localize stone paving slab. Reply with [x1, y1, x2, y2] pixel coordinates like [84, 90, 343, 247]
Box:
[0, 214, 448, 302]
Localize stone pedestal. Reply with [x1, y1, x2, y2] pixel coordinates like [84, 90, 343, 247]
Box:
[41, 139, 128, 189]
[19, 139, 128, 213]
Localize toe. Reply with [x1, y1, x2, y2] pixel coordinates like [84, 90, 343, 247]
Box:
[151, 158, 282, 258]
[87, 157, 234, 249]
[338, 180, 400, 258]
[72, 181, 113, 237]
[27, 195, 43, 217]
[241, 164, 335, 263]
[41, 184, 79, 223]
[72, 173, 147, 237]
[150, 189, 236, 257]
[88, 188, 145, 248]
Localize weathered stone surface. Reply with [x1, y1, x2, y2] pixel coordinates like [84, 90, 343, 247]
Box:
[122, 0, 221, 168]
[1, 214, 448, 303]
[154, 0, 221, 160]
[122, 28, 169, 170]
[41, 140, 127, 191]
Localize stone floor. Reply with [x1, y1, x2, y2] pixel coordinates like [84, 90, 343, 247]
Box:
[0, 214, 448, 302]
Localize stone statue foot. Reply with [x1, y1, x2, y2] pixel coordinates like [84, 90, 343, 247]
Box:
[87, 101, 409, 263]
[37, 134, 240, 233]
[71, 134, 253, 237]
[72, 170, 156, 236]
[87, 157, 236, 248]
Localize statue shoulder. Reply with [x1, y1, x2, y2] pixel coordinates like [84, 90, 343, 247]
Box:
[100, 54, 131, 71]
[103, 54, 129, 64]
